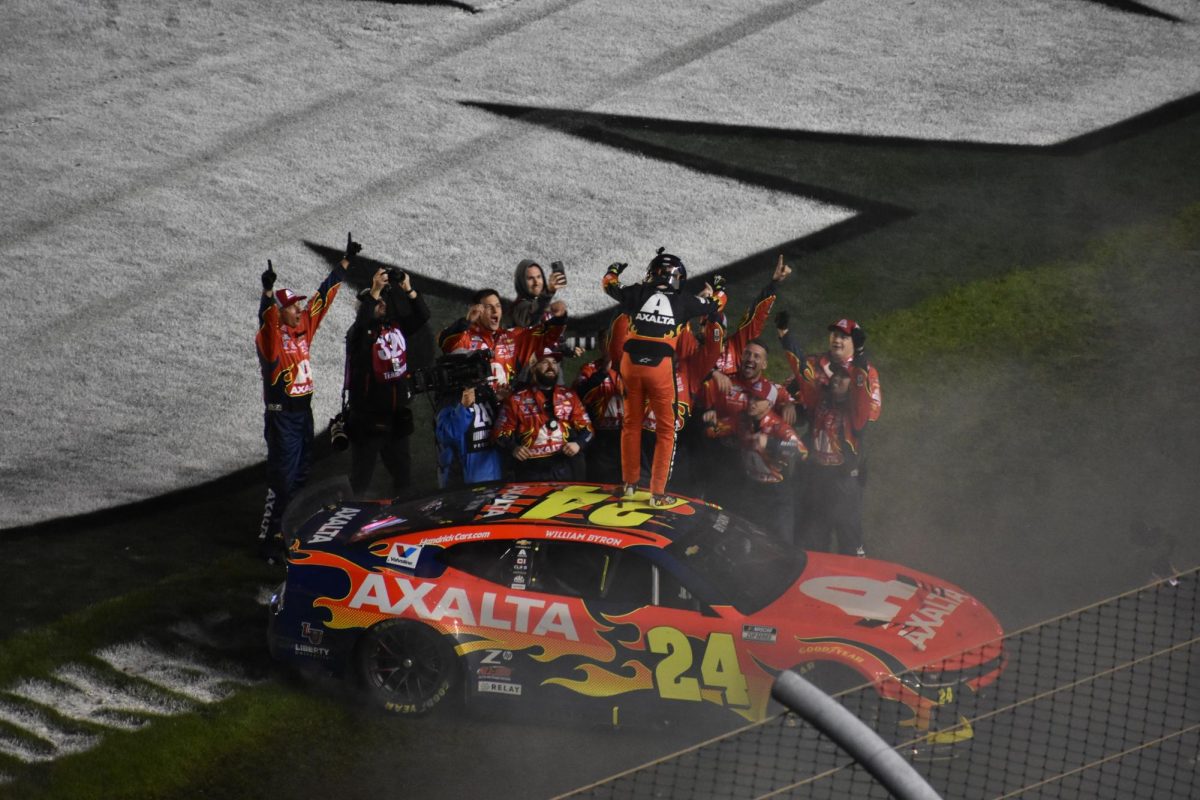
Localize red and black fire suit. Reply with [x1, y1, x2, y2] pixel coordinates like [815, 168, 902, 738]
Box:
[605, 311, 725, 494]
[435, 315, 565, 486]
[602, 270, 715, 495]
[734, 408, 806, 542]
[712, 278, 781, 375]
[792, 361, 874, 555]
[574, 355, 625, 484]
[255, 264, 345, 544]
[493, 383, 594, 482]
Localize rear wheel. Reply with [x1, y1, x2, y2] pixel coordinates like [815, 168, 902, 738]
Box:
[356, 620, 458, 715]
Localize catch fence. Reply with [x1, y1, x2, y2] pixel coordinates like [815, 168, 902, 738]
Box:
[559, 569, 1199, 799]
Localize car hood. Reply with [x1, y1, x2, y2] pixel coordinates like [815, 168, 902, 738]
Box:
[757, 551, 1004, 674]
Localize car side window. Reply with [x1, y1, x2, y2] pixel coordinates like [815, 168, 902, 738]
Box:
[656, 566, 704, 613]
[529, 542, 653, 607]
[438, 539, 515, 586]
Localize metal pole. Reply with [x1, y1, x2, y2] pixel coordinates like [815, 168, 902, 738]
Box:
[772, 670, 943, 800]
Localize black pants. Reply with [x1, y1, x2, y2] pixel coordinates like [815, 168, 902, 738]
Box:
[796, 463, 864, 555]
[723, 476, 796, 544]
[586, 430, 623, 485]
[349, 432, 412, 498]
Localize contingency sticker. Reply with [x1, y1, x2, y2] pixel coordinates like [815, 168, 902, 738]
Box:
[386, 543, 422, 569]
[742, 624, 777, 644]
[478, 681, 522, 696]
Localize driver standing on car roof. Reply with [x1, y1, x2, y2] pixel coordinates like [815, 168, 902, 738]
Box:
[602, 248, 715, 507]
[255, 244, 349, 563]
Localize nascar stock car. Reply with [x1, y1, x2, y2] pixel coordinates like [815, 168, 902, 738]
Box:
[268, 482, 1005, 741]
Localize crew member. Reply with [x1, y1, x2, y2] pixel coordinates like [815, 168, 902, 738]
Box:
[494, 349, 593, 481]
[255, 251, 348, 561]
[435, 288, 567, 487]
[712, 254, 792, 375]
[574, 322, 625, 484]
[733, 381, 805, 541]
[794, 360, 873, 555]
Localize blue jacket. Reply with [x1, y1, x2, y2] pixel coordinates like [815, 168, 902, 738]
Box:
[435, 402, 502, 487]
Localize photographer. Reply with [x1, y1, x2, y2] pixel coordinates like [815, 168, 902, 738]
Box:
[255, 246, 349, 562]
[493, 349, 593, 482]
[343, 266, 430, 499]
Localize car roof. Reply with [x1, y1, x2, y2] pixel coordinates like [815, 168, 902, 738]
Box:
[344, 482, 720, 550]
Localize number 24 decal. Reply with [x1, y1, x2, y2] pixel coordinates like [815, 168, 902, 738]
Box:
[647, 627, 750, 707]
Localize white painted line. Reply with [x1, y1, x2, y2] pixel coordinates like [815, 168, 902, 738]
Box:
[0, 700, 99, 764]
[6, 665, 190, 732]
[94, 642, 259, 704]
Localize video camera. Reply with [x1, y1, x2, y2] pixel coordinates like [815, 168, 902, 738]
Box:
[409, 349, 497, 405]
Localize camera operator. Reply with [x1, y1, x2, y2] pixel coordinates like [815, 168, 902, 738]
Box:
[494, 349, 593, 482]
[435, 287, 568, 487]
[433, 362, 504, 489]
[343, 266, 430, 499]
[255, 246, 349, 562]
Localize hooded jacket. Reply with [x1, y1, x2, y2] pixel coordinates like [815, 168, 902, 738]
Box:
[511, 259, 554, 328]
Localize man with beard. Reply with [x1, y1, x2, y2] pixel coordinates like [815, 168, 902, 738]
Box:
[573, 322, 625, 484]
[435, 287, 567, 487]
[493, 349, 593, 482]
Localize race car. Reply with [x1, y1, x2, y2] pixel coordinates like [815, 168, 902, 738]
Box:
[268, 482, 1005, 740]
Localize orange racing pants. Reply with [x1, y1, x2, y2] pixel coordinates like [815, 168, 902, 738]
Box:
[619, 353, 677, 495]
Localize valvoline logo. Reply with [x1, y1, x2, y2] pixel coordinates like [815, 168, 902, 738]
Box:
[386, 543, 422, 569]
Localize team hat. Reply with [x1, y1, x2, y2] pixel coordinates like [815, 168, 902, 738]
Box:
[748, 379, 779, 406]
[827, 318, 860, 335]
[274, 288, 307, 309]
[536, 346, 565, 363]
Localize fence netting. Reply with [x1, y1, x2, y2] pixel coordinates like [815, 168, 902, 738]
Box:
[561, 570, 1199, 799]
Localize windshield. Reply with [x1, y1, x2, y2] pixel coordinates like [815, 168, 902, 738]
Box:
[660, 510, 805, 615]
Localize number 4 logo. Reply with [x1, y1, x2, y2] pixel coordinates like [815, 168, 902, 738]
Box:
[798, 576, 918, 622]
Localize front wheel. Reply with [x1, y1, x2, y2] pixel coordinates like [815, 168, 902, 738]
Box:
[356, 620, 458, 715]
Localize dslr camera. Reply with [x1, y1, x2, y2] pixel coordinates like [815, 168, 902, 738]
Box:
[329, 411, 350, 451]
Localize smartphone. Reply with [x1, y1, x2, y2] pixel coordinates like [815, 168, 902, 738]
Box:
[550, 260, 565, 275]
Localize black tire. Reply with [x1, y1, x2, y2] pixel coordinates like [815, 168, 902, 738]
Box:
[356, 619, 458, 715]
